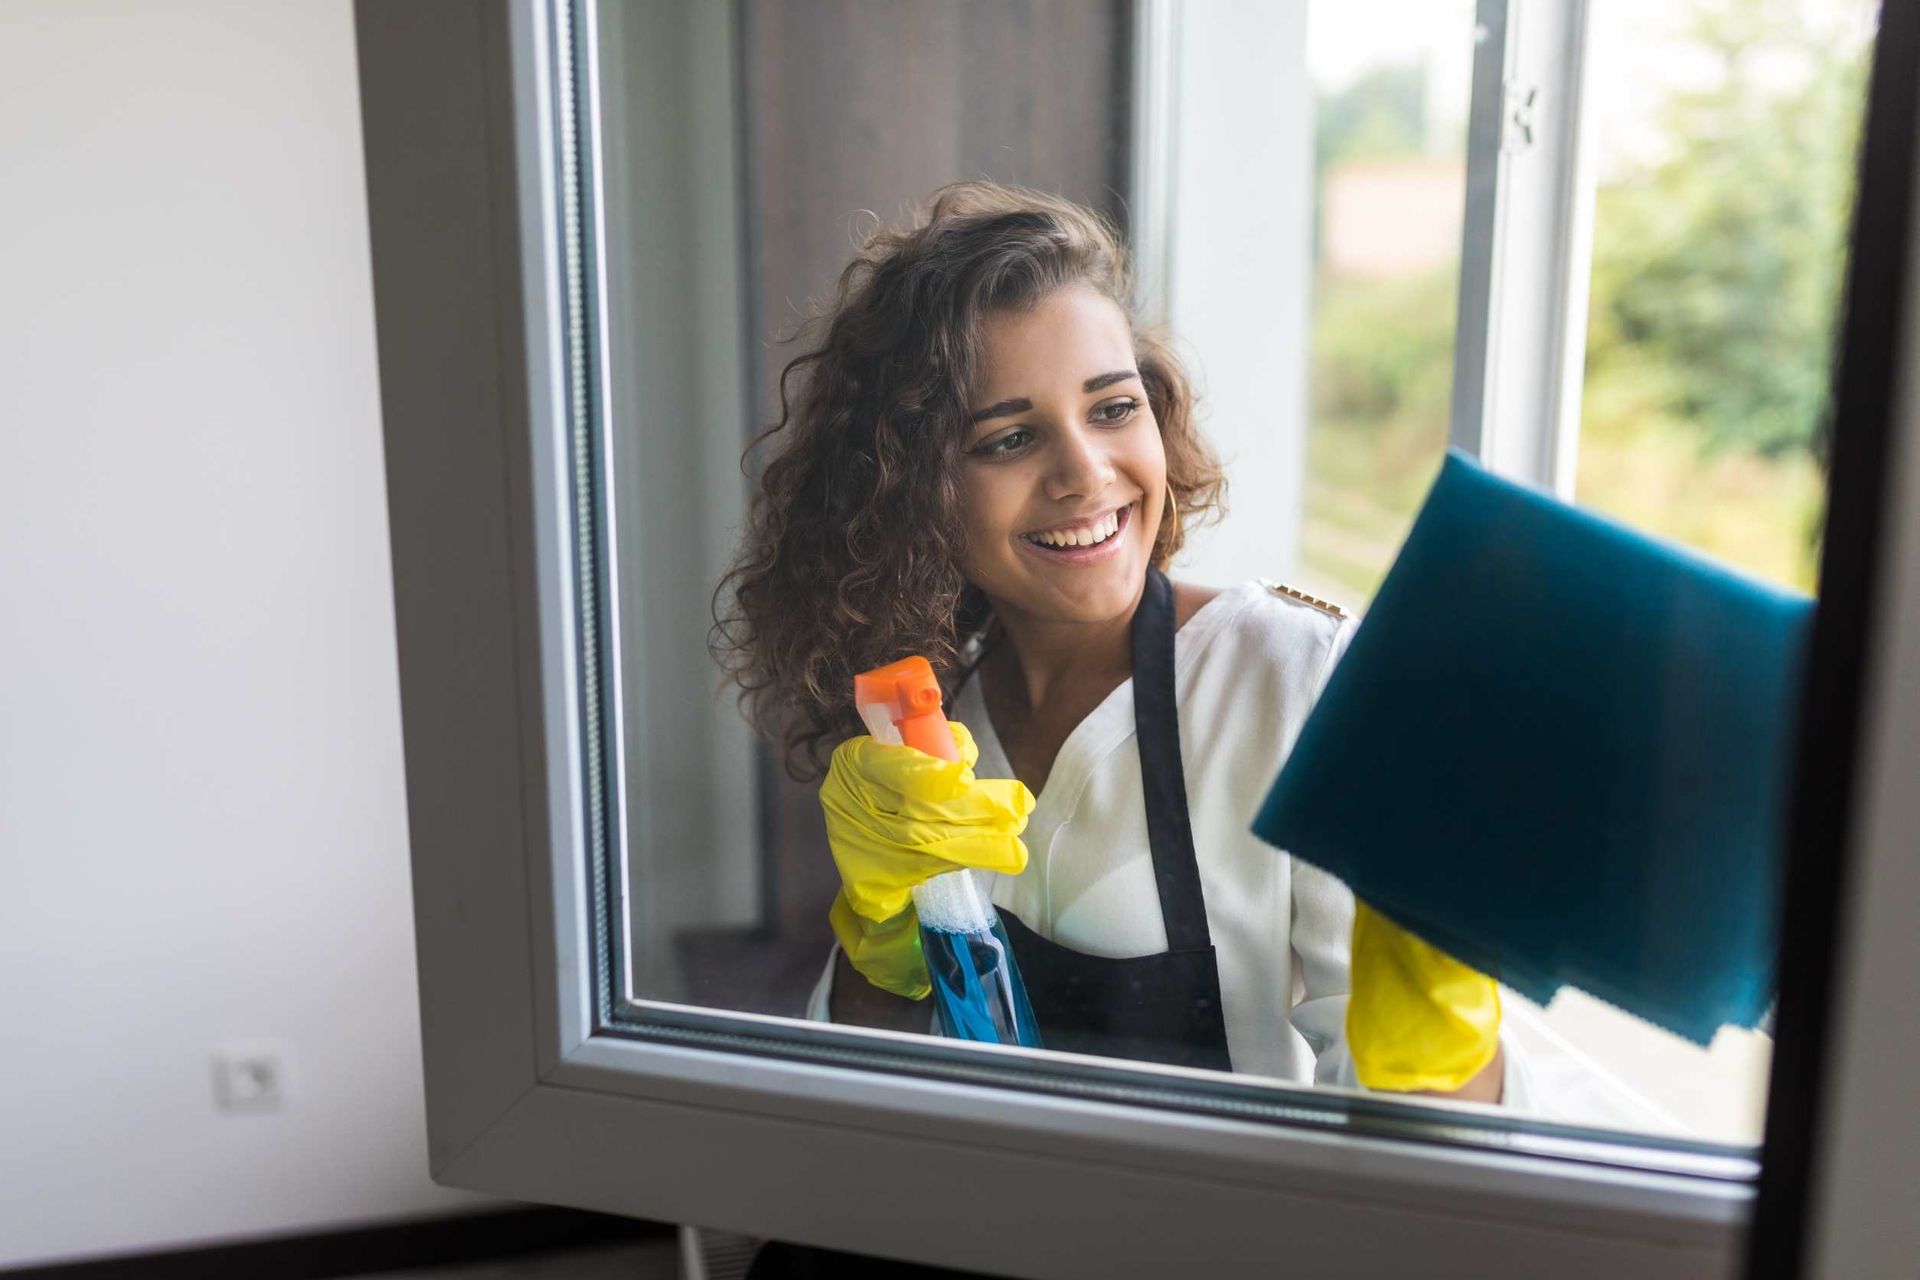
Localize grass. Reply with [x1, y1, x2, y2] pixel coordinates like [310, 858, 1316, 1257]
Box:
[1297, 397, 1824, 608]
[1574, 411, 1825, 593]
[1297, 410, 1446, 605]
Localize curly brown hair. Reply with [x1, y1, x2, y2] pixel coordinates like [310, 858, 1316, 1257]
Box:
[711, 180, 1227, 781]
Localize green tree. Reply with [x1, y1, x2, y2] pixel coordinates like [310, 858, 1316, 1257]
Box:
[1583, 0, 1867, 460]
[1315, 63, 1428, 173]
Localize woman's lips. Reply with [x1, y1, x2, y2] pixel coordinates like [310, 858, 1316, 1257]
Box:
[1016, 501, 1134, 566]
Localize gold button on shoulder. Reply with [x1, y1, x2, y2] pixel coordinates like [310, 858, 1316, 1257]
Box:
[1259, 578, 1348, 620]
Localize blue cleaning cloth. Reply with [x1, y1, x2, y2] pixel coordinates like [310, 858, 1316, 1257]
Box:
[1253, 451, 1812, 1044]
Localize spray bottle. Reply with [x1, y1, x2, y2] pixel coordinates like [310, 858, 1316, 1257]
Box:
[854, 657, 1043, 1049]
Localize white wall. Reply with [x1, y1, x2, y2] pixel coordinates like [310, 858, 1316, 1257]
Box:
[1159, 0, 1315, 589]
[0, 1, 490, 1266]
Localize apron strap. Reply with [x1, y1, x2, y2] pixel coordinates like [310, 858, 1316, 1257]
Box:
[1132, 566, 1212, 952]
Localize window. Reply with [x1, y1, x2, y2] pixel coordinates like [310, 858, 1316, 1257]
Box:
[1572, 0, 1876, 594]
[357, 0, 1920, 1274]
[1293, 0, 1874, 1146]
[1299, 0, 1477, 604]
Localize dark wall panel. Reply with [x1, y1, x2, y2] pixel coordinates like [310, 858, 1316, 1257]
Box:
[738, 0, 1132, 952]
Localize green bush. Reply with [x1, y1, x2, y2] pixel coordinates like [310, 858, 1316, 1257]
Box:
[1300, 0, 1869, 599]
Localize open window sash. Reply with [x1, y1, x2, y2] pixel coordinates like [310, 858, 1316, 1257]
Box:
[358, 1, 1919, 1275]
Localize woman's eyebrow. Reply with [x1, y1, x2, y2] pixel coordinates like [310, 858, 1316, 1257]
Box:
[1083, 368, 1140, 393]
[968, 369, 1142, 423]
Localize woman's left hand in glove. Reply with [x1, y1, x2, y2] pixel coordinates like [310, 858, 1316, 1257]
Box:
[1346, 899, 1503, 1096]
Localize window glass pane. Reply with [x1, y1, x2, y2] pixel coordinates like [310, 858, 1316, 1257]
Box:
[1520, 0, 1876, 1144]
[1299, 1, 1476, 606]
[581, 0, 1870, 1160]
[1574, 0, 1877, 594]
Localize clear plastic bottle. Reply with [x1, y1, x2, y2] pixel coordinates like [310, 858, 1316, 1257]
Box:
[854, 657, 1044, 1049]
[912, 866, 1043, 1047]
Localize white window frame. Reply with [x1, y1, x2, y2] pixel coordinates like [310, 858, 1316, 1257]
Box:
[1450, 0, 1596, 494]
[358, 0, 1917, 1274]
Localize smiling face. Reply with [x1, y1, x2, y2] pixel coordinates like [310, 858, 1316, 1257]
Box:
[957, 284, 1167, 628]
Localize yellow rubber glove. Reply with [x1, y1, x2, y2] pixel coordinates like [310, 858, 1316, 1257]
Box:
[820, 720, 1035, 999]
[1347, 900, 1502, 1093]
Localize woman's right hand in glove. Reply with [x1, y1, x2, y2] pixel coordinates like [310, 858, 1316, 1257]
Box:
[820, 720, 1035, 999]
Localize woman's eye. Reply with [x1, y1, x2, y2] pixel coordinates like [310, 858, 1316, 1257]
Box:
[1094, 398, 1141, 424]
[976, 427, 1033, 457]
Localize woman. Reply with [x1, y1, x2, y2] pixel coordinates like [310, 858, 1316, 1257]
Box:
[714, 180, 1522, 1102]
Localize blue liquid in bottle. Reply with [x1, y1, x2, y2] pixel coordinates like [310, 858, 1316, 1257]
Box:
[914, 871, 1043, 1049]
[922, 917, 1043, 1047]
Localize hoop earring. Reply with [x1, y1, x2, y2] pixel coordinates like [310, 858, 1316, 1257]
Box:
[1164, 485, 1179, 532]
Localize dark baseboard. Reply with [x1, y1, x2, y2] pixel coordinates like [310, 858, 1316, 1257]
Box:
[2, 1206, 671, 1280]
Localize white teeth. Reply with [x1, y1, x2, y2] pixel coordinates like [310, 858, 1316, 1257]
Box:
[1028, 509, 1122, 548]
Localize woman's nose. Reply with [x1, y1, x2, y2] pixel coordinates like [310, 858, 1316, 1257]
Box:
[1044, 422, 1118, 501]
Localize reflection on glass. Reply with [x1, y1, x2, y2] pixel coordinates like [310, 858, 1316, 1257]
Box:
[589, 0, 1862, 1152]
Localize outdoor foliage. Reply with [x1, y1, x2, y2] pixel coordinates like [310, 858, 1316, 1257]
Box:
[1315, 63, 1429, 173]
[1301, 0, 1869, 600]
[1583, 0, 1866, 460]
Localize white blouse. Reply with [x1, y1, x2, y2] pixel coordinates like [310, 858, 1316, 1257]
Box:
[955, 578, 1357, 1083]
[812, 578, 1537, 1103]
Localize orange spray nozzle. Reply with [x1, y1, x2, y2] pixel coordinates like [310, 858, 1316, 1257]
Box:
[853, 656, 957, 761]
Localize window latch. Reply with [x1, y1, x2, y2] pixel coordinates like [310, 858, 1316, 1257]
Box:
[1503, 81, 1540, 152]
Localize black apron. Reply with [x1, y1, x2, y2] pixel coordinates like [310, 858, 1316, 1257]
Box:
[745, 571, 1231, 1280]
[994, 567, 1234, 1073]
